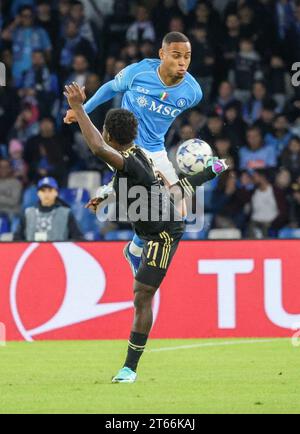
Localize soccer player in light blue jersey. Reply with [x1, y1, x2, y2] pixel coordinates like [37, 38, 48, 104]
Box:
[64, 32, 203, 273]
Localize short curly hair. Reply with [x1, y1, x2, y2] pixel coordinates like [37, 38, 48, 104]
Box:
[104, 109, 138, 147]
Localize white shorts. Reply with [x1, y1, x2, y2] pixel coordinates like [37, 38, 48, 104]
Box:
[143, 149, 179, 185]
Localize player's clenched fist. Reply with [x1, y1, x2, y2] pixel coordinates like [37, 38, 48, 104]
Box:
[85, 197, 103, 213]
[64, 109, 77, 124]
[64, 82, 86, 112]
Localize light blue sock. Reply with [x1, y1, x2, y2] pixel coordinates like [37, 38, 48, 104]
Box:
[129, 234, 144, 257]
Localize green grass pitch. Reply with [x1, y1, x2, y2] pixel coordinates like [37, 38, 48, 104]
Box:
[0, 339, 299, 414]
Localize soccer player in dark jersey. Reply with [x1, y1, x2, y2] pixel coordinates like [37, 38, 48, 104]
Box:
[64, 83, 228, 383]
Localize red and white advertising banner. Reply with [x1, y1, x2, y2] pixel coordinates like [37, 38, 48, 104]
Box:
[1, 241, 300, 341]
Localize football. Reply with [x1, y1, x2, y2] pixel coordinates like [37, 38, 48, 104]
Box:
[176, 139, 213, 175]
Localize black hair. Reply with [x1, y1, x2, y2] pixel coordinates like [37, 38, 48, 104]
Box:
[72, 1, 83, 7]
[247, 125, 262, 135]
[19, 5, 34, 14]
[215, 136, 231, 143]
[253, 168, 270, 181]
[163, 32, 190, 46]
[262, 98, 277, 111]
[274, 113, 288, 121]
[290, 136, 300, 144]
[104, 109, 138, 147]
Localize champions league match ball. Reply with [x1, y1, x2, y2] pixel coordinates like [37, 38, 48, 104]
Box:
[176, 139, 213, 175]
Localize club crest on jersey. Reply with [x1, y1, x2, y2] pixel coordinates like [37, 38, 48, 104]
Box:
[177, 98, 187, 108]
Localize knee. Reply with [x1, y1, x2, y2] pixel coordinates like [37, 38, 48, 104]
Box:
[133, 282, 156, 310]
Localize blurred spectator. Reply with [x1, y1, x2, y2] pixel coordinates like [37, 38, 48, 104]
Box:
[201, 113, 225, 143]
[285, 2, 300, 63]
[254, 99, 277, 136]
[168, 16, 186, 33]
[275, 0, 295, 42]
[191, 1, 221, 45]
[214, 81, 237, 117]
[212, 170, 251, 230]
[59, 19, 95, 75]
[10, 101, 39, 143]
[140, 40, 155, 59]
[24, 117, 69, 184]
[275, 167, 292, 194]
[84, 73, 108, 127]
[69, 0, 97, 51]
[58, 0, 72, 30]
[36, 0, 59, 47]
[239, 126, 277, 170]
[223, 101, 247, 150]
[290, 177, 300, 227]
[189, 25, 215, 102]
[248, 169, 288, 238]
[14, 177, 82, 241]
[243, 81, 268, 125]
[221, 14, 241, 73]
[0, 81, 20, 143]
[269, 55, 292, 110]
[152, 0, 184, 38]
[65, 54, 90, 88]
[8, 139, 28, 184]
[9, 0, 34, 19]
[2, 5, 52, 86]
[0, 159, 22, 219]
[237, 4, 260, 41]
[214, 137, 235, 166]
[121, 42, 140, 64]
[229, 38, 263, 103]
[280, 136, 300, 180]
[187, 109, 207, 136]
[103, 0, 133, 55]
[20, 50, 59, 117]
[265, 114, 292, 157]
[126, 5, 155, 44]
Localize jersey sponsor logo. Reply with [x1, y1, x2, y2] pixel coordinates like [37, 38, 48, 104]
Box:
[177, 98, 187, 108]
[136, 97, 182, 118]
[149, 101, 181, 118]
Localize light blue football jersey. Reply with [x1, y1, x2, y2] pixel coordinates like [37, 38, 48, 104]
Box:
[111, 59, 203, 152]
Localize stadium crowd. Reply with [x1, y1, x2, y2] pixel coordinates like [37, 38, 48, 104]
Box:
[0, 0, 300, 241]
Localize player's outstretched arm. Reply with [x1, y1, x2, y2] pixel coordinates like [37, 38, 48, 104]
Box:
[84, 80, 118, 114]
[64, 83, 124, 171]
[64, 80, 118, 124]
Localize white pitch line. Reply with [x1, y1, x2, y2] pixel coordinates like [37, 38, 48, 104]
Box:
[147, 338, 286, 353]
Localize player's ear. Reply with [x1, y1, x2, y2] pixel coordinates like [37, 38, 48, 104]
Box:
[159, 48, 164, 61]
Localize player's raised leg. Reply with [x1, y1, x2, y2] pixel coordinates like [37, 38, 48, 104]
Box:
[123, 234, 144, 276]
